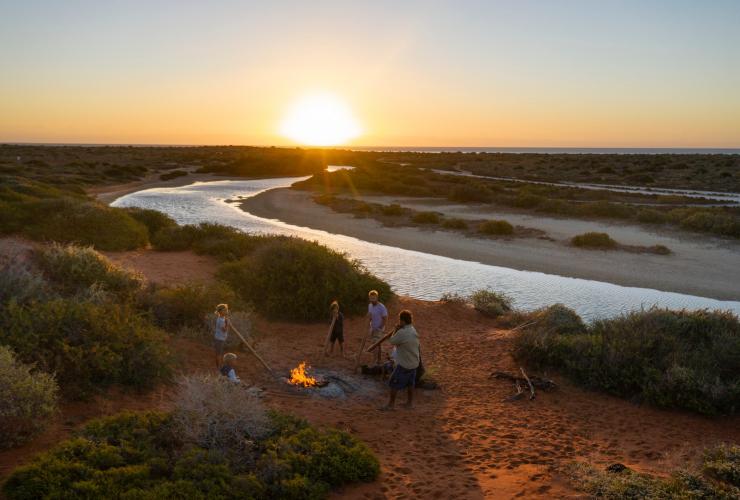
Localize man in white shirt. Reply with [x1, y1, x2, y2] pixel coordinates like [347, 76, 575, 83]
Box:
[367, 290, 388, 365]
[381, 310, 420, 410]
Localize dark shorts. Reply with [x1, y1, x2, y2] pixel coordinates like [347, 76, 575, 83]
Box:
[330, 329, 344, 343]
[213, 338, 226, 356]
[388, 365, 417, 390]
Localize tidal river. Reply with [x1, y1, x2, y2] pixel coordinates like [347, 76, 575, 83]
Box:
[112, 177, 740, 321]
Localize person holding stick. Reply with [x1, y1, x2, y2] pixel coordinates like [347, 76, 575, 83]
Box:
[366, 290, 388, 365]
[326, 300, 344, 356]
[376, 310, 420, 411]
[213, 304, 230, 369]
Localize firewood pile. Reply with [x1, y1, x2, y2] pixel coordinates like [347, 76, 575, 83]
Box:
[490, 367, 557, 402]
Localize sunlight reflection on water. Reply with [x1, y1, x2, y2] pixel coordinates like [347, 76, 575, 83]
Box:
[112, 178, 740, 321]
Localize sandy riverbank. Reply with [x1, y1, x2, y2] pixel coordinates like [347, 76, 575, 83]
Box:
[87, 167, 241, 204]
[239, 187, 740, 301]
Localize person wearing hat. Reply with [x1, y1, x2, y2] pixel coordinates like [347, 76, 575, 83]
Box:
[220, 353, 241, 383]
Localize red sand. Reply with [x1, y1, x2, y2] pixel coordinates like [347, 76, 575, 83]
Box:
[2, 247, 739, 499]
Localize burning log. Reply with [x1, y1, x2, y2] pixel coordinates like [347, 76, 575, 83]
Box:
[287, 362, 329, 388]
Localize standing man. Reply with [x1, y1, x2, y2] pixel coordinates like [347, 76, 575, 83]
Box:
[381, 310, 420, 410]
[367, 290, 388, 365]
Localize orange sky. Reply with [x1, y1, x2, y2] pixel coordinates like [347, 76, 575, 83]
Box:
[1, 1, 739, 147]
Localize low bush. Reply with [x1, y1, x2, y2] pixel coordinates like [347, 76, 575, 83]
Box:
[35, 243, 143, 298]
[123, 207, 178, 238]
[380, 203, 405, 216]
[441, 218, 468, 230]
[0, 262, 51, 306]
[571, 231, 618, 249]
[469, 289, 512, 318]
[152, 223, 266, 261]
[0, 345, 59, 448]
[160, 169, 188, 181]
[218, 237, 392, 321]
[150, 282, 238, 332]
[448, 184, 493, 203]
[0, 299, 171, 398]
[649, 244, 672, 255]
[21, 198, 148, 251]
[704, 444, 740, 487]
[2, 407, 379, 499]
[173, 375, 270, 469]
[566, 461, 739, 499]
[478, 219, 514, 235]
[515, 307, 740, 414]
[411, 211, 441, 224]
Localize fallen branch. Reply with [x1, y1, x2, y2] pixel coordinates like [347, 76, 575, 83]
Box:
[504, 381, 525, 402]
[490, 370, 557, 391]
[520, 367, 536, 400]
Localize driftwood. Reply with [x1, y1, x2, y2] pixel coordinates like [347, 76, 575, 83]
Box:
[490, 368, 557, 401]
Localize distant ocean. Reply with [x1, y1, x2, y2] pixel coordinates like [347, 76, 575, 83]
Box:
[350, 147, 740, 155]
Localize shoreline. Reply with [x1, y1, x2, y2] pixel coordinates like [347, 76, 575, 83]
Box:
[239, 187, 740, 301]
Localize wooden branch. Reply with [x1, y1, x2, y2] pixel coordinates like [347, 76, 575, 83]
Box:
[520, 367, 535, 400]
[229, 323, 275, 377]
[490, 370, 557, 390]
[320, 314, 337, 360]
[353, 327, 371, 373]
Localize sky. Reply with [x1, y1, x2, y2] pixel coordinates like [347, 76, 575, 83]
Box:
[1, 0, 739, 147]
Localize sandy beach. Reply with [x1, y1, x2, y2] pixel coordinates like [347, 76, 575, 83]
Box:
[239, 187, 740, 301]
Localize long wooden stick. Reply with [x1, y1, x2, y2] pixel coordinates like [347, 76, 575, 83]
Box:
[229, 322, 275, 377]
[353, 327, 371, 372]
[365, 326, 398, 353]
[320, 314, 337, 360]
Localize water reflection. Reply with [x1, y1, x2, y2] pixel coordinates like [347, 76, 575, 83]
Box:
[112, 178, 740, 320]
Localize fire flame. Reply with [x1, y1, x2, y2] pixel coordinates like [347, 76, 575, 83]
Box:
[289, 361, 318, 387]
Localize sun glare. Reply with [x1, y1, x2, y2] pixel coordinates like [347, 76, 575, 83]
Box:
[279, 93, 361, 146]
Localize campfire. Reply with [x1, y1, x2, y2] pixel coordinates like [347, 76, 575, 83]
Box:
[288, 361, 327, 387]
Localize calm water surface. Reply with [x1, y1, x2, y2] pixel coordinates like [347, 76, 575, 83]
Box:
[112, 178, 740, 321]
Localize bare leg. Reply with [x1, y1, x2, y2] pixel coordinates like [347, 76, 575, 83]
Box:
[380, 388, 398, 410]
[402, 386, 414, 408]
[339, 341, 344, 356]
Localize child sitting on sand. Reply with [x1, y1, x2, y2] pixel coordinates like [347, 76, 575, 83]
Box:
[220, 353, 240, 383]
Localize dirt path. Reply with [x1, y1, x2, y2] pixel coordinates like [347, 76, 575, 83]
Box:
[2, 248, 739, 499]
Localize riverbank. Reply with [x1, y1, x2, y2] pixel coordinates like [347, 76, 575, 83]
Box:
[239, 187, 740, 301]
[86, 167, 240, 204]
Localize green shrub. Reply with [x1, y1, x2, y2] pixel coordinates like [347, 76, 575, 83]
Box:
[35, 243, 144, 298]
[380, 204, 405, 216]
[0, 299, 171, 398]
[637, 208, 669, 224]
[448, 184, 492, 203]
[534, 304, 586, 335]
[515, 307, 740, 414]
[571, 231, 618, 249]
[0, 262, 51, 306]
[0, 345, 59, 448]
[160, 170, 188, 181]
[704, 444, 740, 487]
[22, 198, 148, 251]
[649, 244, 672, 255]
[442, 218, 468, 230]
[2, 409, 379, 500]
[411, 211, 440, 224]
[123, 207, 178, 238]
[218, 238, 392, 321]
[478, 219, 514, 235]
[150, 282, 238, 332]
[152, 223, 266, 261]
[469, 289, 512, 318]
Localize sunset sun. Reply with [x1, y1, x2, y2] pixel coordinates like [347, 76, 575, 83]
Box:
[279, 92, 361, 146]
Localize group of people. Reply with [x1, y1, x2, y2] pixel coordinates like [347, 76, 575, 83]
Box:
[211, 290, 421, 410]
